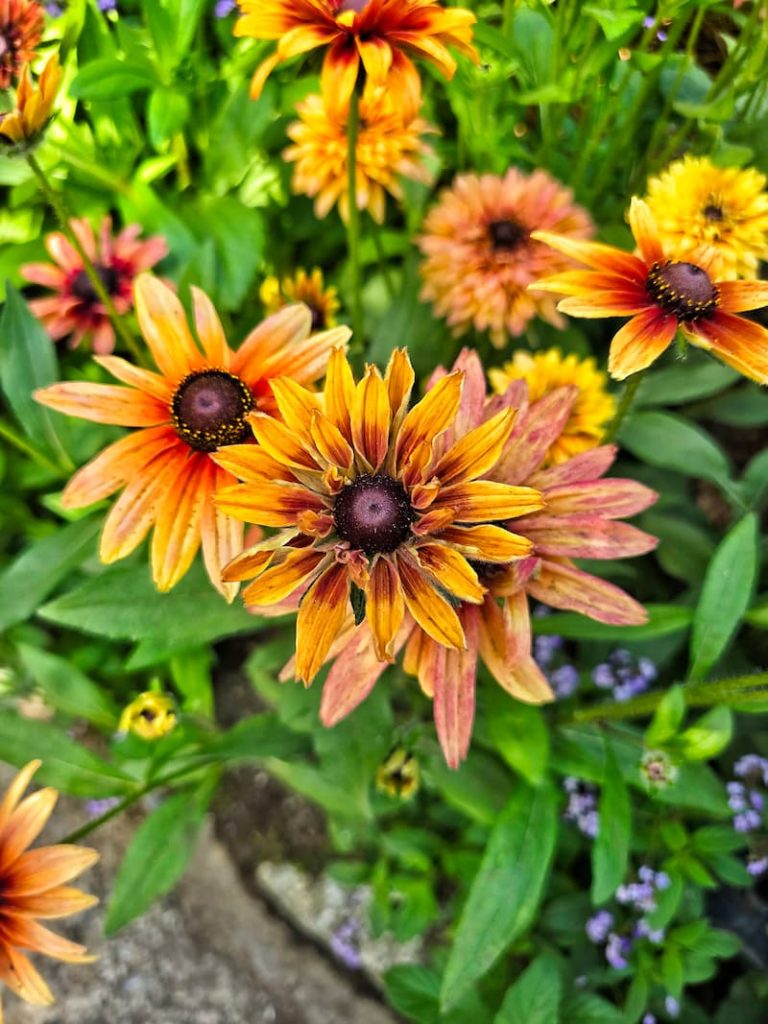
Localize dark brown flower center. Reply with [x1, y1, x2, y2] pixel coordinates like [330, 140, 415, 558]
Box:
[71, 264, 120, 304]
[310, 304, 326, 331]
[488, 218, 526, 251]
[703, 203, 724, 222]
[645, 260, 718, 321]
[334, 474, 414, 556]
[172, 370, 254, 452]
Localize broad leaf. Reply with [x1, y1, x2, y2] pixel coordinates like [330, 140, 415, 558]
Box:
[17, 644, 119, 728]
[620, 411, 732, 488]
[494, 954, 562, 1023]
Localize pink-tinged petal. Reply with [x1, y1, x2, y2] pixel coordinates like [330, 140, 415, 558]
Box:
[527, 445, 618, 489]
[35, 381, 168, 427]
[62, 427, 172, 512]
[232, 304, 311, 381]
[321, 620, 411, 726]
[518, 518, 659, 558]
[477, 593, 551, 703]
[717, 279, 768, 314]
[608, 308, 678, 380]
[191, 286, 231, 368]
[526, 559, 649, 625]
[134, 274, 205, 381]
[688, 311, 768, 386]
[20, 263, 67, 288]
[99, 451, 180, 564]
[200, 467, 243, 603]
[540, 478, 657, 519]
[94, 355, 172, 403]
[492, 386, 578, 485]
[45, 232, 80, 271]
[433, 605, 479, 769]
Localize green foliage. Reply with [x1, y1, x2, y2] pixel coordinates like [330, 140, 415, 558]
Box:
[591, 743, 631, 904]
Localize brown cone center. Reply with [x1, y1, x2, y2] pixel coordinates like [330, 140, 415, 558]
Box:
[172, 370, 254, 452]
[645, 260, 718, 320]
[71, 264, 120, 304]
[703, 203, 724, 222]
[334, 474, 414, 556]
[488, 218, 526, 251]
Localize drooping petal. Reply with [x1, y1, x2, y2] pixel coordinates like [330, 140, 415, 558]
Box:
[0, 946, 54, 1006]
[321, 619, 411, 726]
[35, 382, 168, 427]
[608, 308, 678, 380]
[526, 559, 649, 625]
[432, 606, 479, 769]
[2, 918, 95, 963]
[242, 547, 325, 606]
[688, 311, 768, 385]
[395, 550, 465, 650]
[477, 593, 553, 702]
[295, 562, 350, 684]
[366, 556, 405, 660]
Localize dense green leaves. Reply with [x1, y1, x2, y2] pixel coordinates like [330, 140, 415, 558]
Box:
[591, 742, 631, 904]
[620, 411, 732, 488]
[16, 644, 119, 728]
[494, 955, 562, 1024]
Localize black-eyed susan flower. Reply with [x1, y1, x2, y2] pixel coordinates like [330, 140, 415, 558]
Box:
[376, 748, 419, 799]
[214, 347, 544, 683]
[0, 53, 60, 152]
[644, 155, 768, 280]
[0, 761, 99, 1019]
[35, 275, 349, 598]
[260, 268, 340, 332]
[234, 0, 477, 118]
[319, 350, 657, 768]
[284, 83, 435, 225]
[417, 169, 594, 347]
[118, 692, 177, 740]
[532, 197, 768, 382]
[488, 348, 616, 464]
[22, 217, 168, 354]
[0, 0, 43, 89]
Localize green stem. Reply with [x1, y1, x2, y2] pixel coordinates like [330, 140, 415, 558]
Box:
[346, 89, 364, 354]
[26, 153, 145, 365]
[0, 418, 70, 475]
[603, 370, 644, 443]
[369, 216, 396, 299]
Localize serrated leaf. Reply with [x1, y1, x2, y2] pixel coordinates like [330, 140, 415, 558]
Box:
[591, 742, 631, 904]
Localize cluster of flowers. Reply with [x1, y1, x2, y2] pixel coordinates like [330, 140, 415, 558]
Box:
[727, 754, 768, 878]
[563, 777, 600, 839]
[593, 649, 657, 702]
[586, 866, 672, 968]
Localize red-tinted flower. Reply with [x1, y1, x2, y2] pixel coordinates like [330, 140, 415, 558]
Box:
[0, 0, 43, 89]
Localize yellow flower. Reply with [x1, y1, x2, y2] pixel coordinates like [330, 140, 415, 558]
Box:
[284, 83, 436, 224]
[260, 268, 340, 331]
[644, 155, 768, 280]
[118, 692, 177, 740]
[488, 349, 616, 464]
[0, 55, 62, 152]
[0, 761, 98, 1019]
[376, 749, 419, 799]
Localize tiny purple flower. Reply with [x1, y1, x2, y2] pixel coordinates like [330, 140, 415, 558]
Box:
[550, 664, 580, 699]
[592, 663, 615, 689]
[45, 1, 64, 14]
[642, 16, 655, 29]
[84, 796, 121, 818]
[665, 995, 680, 1018]
[642, 1016, 657, 1024]
[747, 855, 768, 877]
[586, 910, 613, 944]
[533, 633, 563, 667]
[215, 0, 237, 14]
[734, 809, 762, 833]
[605, 932, 631, 969]
[98, 0, 117, 10]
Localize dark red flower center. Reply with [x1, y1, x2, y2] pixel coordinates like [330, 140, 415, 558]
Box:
[310, 304, 326, 331]
[172, 370, 254, 452]
[645, 260, 718, 321]
[71, 264, 120, 304]
[488, 218, 526, 251]
[334, 474, 414, 555]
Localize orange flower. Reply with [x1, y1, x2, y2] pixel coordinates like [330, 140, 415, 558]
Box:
[532, 197, 768, 382]
[215, 347, 544, 683]
[418, 169, 594, 347]
[0, 0, 43, 89]
[0, 53, 61, 152]
[319, 350, 657, 767]
[22, 217, 168, 354]
[234, 0, 477, 117]
[284, 82, 435, 223]
[35, 275, 349, 597]
[0, 761, 99, 1019]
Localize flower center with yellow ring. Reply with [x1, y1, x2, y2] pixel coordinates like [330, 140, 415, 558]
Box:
[334, 473, 414, 555]
[172, 370, 254, 452]
[645, 261, 718, 321]
[488, 218, 526, 251]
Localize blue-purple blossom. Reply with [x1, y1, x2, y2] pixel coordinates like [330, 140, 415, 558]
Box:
[45, 1, 64, 15]
[549, 664, 580, 699]
[563, 778, 599, 838]
[329, 919, 363, 970]
[665, 995, 680, 1018]
[586, 910, 614, 944]
[735, 754, 768, 785]
[84, 796, 121, 818]
[605, 932, 631, 969]
[215, 0, 237, 15]
[634, 918, 665, 944]
[616, 867, 669, 913]
[642, 1016, 657, 1024]
[592, 649, 656, 702]
[747, 855, 768, 877]
[533, 633, 563, 668]
[98, 0, 117, 10]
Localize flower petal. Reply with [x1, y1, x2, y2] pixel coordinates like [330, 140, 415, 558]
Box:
[531, 229, 648, 280]
[528, 445, 618, 489]
[269, 376, 321, 447]
[395, 370, 463, 473]
[134, 274, 204, 381]
[232, 304, 311, 381]
[366, 556, 405, 660]
[352, 364, 391, 472]
[434, 481, 544, 522]
[431, 407, 516, 485]
[242, 547, 325, 606]
[191, 286, 231, 368]
[150, 454, 210, 592]
[4, 885, 98, 920]
[2, 918, 95, 963]
[5, 845, 100, 897]
[396, 550, 465, 650]
[384, 348, 415, 428]
[492, 386, 577, 485]
[0, 946, 54, 1006]
[0, 789, 58, 874]
[211, 444, 292, 483]
[295, 562, 350, 684]
[324, 346, 356, 440]
[717, 280, 768, 314]
[526, 559, 649, 625]
[320, 620, 411, 726]
[688, 311, 768, 385]
[433, 606, 479, 769]
[248, 412, 321, 470]
[99, 450, 180, 564]
[94, 356, 172, 402]
[519, 519, 658, 558]
[310, 410, 354, 471]
[0, 763, 40, 840]
[628, 197, 666, 265]
[477, 593, 553, 702]
[61, 426, 178, 508]
[216, 479, 327, 528]
[438, 524, 534, 562]
[608, 308, 678, 380]
[258, 325, 351, 388]
[35, 382, 168, 427]
[415, 542, 484, 602]
[540, 479, 658, 519]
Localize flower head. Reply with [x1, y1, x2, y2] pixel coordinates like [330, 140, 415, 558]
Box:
[22, 216, 168, 354]
[284, 84, 435, 225]
[215, 347, 543, 685]
[489, 348, 615, 463]
[35, 275, 349, 597]
[0, 0, 43, 89]
[376, 748, 419, 799]
[532, 197, 768, 383]
[235, 0, 478, 117]
[260, 268, 340, 332]
[118, 692, 177, 740]
[418, 169, 594, 347]
[0, 761, 99, 1018]
[0, 53, 60, 152]
[644, 156, 768, 280]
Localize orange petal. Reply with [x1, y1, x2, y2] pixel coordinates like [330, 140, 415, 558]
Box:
[134, 274, 204, 381]
[0, 789, 58, 874]
[201, 465, 244, 601]
[310, 410, 354, 471]
[0, 945, 54, 1006]
[258, 325, 350, 387]
[242, 547, 324, 606]
[295, 562, 350, 684]
[0, 762, 40, 838]
[351, 364, 391, 472]
[434, 481, 544, 522]
[248, 412, 320, 471]
[321, 42, 360, 119]
[94, 355, 172, 402]
[216, 479, 327, 527]
[438, 524, 533, 562]
[531, 230, 647, 281]
[431, 407, 515, 485]
[357, 35, 393, 81]
[247, 51, 281, 100]
[384, 348, 415, 428]
[628, 197, 665, 265]
[269, 376, 321, 447]
[98, 451, 179, 564]
[717, 279, 768, 314]
[557, 291, 651, 317]
[688, 311, 768, 385]
[476, 593, 551, 702]
[3, 918, 95, 963]
[395, 370, 463, 473]
[4, 885, 98, 919]
[232, 304, 311, 381]
[191, 286, 231, 368]
[150, 455, 210, 592]
[35, 382, 168, 427]
[211, 443, 292, 483]
[5, 845, 100, 897]
[396, 550, 465, 650]
[433, 607, 479, 769]
[220, 528, 297, 582]
[324, 346, 356, 440]
[608, 308, 678, 380]
[320, 623, 397, 726]
[366, 556, 405, 660]
[414, 542, 484, 603]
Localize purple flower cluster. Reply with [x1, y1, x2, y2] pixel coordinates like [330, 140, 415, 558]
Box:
[586, 865, 670, 972]
[616, 865, 670, 913]
[592, 649, 656, 702]
[533, 632, 581, 699]
[215, 0, 237, 15]
[563, 777, 599, 838]
[98, 0, 117, 10]
[728, 754, 768, 833]
[329, 918, 363, 970]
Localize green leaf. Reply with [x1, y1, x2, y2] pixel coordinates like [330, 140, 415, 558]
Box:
[642, 512, 713, 586]
[494, 955, 562, 1024]
[532, 604, 692, 640]
[106, 785, 212, 934]
[583, 5, 645, 41]
[0, 283, 69, 459]
[203, 715, 308, 762]
[636, 360, 739, 407]
[689, 513, 759, 680]
[0, 518, 99, 632]
[147, 87, 190, 147]
[0, 711, 130, 796]
[487, 698, 549, 785]
[591, 742, 631, 904]
[70, 58, 159, 100]
[427, 749, 513, 826]
[16, 644, 119, 728]
[183, 198, 265, 310]
[165, 0, 207, 61]
[624, 974, 648, 1022]
[265, 757, 372, 820]
[562, 992, 623, 1023]
[383, 965, 440, 1024]
[678, 706, 733, 760]
[440, 782, 557, 1011]
[645, 685, 685, 746]
[620, 411, 732, 488]
[39, 562, 258, 646]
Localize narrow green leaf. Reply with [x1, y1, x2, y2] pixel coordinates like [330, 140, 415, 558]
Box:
[16, 644, 119, 728]
[70, 59, 159, 100]
[533, 604, 692, 640]
[106, 785, 212, 934]
[494, 955, 562, 1024]
[689, 513, 759, 680]
[645, 685, 685, 746]
[678, 707, 733, 760]
[591, 742, 631, 904]
[620, 411, 732, 488]
[440, 782, 557, 1011]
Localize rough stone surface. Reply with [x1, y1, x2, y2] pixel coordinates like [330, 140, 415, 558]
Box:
[4, 777, 396, 1024]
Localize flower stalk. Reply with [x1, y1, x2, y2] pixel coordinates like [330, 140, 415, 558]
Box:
[602, 370, 645, 443]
